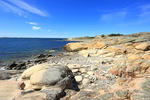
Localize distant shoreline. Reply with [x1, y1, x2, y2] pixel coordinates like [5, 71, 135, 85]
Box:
[0, 37, 67, 39]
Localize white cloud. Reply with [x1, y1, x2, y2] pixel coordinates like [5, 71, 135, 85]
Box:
[0, 0, 47, 17]
[32, 26, 41, 30]
[27, 22, 38, 25]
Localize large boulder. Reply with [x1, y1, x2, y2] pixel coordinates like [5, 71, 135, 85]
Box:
[30, 65, 73, 89]
[18, 63, 79, 100]
[20, 63, 51, 80]
[142, 51, 150, 60]
[135, 42, 150, 51]
[86, 41, 106, 49]
[127, 54, 140, 62]
[64, 42, 106, 52]
[20, 63, 78, 91]
[107, 45, 126, 55]
[64, 43, 88, 52]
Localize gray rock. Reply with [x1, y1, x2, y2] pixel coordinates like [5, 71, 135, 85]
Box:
[7, 61, 26, 70]
[97, 93, 114, 100]
[70, 90, 98, 100]
[131, 79, 150, 100]
[0, 71, 10, 80]
[116, 90, 128, 98]
[22, 64, 79, 91]
[41, 88, 65, 100]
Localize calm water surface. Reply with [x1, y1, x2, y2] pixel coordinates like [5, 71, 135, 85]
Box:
[0, 38, 71, 63]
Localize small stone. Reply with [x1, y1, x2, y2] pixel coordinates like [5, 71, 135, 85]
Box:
[84, 74, 89, 78]
[89, 75, 97, 83]
[90, 65, 97, 70]
[116, 90, 128, 98]
[75, 75, 83, 83]
[79, 68, 86, 73]
[72, 69, 79, 73]
[82, 78, 89, 85]
[98, 93, 114, 100]
[87, 71, 94, 76]
[18, 81, 25, 90]
[40, 88, 64, 100]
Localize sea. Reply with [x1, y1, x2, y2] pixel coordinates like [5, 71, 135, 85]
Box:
[0, 38, 72, 64]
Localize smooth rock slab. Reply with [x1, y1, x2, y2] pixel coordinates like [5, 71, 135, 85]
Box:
[20, 64, 78, 91]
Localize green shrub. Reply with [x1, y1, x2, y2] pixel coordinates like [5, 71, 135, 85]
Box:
[101, 34, 105, 37]
[108, 33, 123, 36]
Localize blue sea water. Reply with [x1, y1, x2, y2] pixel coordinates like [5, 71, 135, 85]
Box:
[0, 38, 71, 63]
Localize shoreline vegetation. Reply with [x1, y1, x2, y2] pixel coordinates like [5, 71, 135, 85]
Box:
[0, 32, 150, 100]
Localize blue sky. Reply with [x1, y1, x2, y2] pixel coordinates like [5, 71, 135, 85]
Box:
[0, 0, 150, 38]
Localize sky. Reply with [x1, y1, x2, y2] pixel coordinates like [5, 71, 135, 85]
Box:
[0, 0, 150, 38]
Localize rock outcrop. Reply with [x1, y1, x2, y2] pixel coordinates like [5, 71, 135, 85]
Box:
[17, 63, 79, 100]
[64, 41, 106, 52]
[62, 32, 150, 100]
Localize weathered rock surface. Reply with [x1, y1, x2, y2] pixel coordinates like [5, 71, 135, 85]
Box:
[135, 42, 150, 51]
[0, 71, 10, 80]
[7, 61, 27, 70]
[20, 63, 78, 90]
[64, 42, 106, 52]
[64, 42, 88, 52]
[61, 32, 150, 100]
[16, 63, 79, 100]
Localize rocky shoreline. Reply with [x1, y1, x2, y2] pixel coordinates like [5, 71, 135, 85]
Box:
[0, 32, 150, 100]
[0, 49, 64, 70]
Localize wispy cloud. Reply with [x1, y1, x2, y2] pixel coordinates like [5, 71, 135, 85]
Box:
[0, 1, 25, 16]
[48, 29, 52, 32]
[0, 0, 47, 17]
[140, 4, 150, 11]
[116, 4, 150, 26]
[32, 26, 41, 30]
[27, 22, 38, 25]
[139, 4, 150, 17]
[101, 11, 127, 22]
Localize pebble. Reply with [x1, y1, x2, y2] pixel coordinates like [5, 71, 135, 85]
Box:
[82, 78, 89, 85]
[87, 71, 94, 76]
[90, 65, 98, 70]
[75, 75, 83, 83]
[72, 69, 79, 73]
[79, 68, 86, 73]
